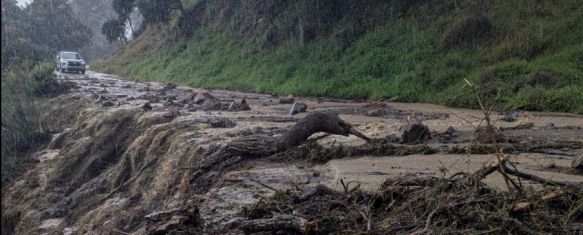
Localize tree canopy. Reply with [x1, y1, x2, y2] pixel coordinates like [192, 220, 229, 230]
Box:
[1, 0, 92, 69]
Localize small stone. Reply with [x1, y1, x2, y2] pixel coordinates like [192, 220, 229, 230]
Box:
[163, 100, 174, 107]
[572, 155, 583, 170]
[288, 101, 307, 116]
[164, 109, 180, 118]
[142, 102, 152, 112]
[163, 83, 177, 90]
[101, 101, 114, 107]
[544, 123, 556, 129]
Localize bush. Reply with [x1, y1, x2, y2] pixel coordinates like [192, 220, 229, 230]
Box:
[444, 14, 492, 47]
[30, 61, 76, 97]
[1, 70, 48, 154]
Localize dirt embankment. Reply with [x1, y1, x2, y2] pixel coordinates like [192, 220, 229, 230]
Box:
[2, 71, 582, 234]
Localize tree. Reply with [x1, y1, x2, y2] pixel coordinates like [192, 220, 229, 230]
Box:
[101, 19, 127, 46]
[136, 0, 179, 24]
[1, 0, 92, 69]
[113, 0, 135, 34]
[25, 0, 93, 53]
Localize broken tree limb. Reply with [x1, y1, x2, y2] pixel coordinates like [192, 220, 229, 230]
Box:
[501, 164, 581, 188]
[382, 176, 450, 187]
[237, 214, 319, 234]
[188, 112, 371, 193]
[470, 156, 506, 180]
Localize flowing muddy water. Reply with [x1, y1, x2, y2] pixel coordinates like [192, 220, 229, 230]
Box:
[3, 71, 581, 234]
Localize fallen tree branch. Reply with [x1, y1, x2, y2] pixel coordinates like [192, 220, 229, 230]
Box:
[470, 157, 505, 180]
[382, 176, 450, 187]
[501, 164, 580, 188]
[237, 214, 319, 233]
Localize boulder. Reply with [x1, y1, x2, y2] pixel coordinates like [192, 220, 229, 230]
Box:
[401, 123, 431, 144]
[289, 102, 307, 116]
[142, 102, 153, 112]
[439, 126, 458, 142]
[228, 99, 251, 111]
[193, 92, 215, 104]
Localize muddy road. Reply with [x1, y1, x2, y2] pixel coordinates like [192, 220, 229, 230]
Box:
[3, 71, 582, 234]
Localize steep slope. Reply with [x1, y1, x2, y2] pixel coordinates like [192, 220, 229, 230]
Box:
[93, 0, 583, 113]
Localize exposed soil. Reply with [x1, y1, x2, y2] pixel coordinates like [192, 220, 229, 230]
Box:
[2, 71, 582, 235]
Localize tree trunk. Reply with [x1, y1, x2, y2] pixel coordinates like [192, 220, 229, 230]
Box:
[128, 18, 135, 35]
[298, 17, 305, 48]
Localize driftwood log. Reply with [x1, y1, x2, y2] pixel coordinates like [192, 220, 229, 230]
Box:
[188, 112, 371, 192]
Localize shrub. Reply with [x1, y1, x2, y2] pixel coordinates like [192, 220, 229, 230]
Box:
[31, 61, 76, 97]
[444, 14, 492, 47]
[1, 70, 50, 153]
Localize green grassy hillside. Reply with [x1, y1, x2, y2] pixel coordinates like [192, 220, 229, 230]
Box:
[93, 0, 583, 113]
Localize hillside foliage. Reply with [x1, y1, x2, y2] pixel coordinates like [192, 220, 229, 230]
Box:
[93, 0, 583, 113]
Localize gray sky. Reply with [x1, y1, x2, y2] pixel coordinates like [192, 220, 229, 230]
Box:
[17, 0, 33, 7]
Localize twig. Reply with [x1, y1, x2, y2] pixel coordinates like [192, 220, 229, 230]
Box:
[111, 229, 130, 235]
[448, 172, 469, 179]
[250, 178, 277, 191]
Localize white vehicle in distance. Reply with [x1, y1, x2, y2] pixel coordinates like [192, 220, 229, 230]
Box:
[55, 51, 86, 74]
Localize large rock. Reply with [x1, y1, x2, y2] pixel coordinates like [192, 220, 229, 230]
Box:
[142, 102, 152, 112]
[289, 102, 307, 116]
[193, 92, 216, 104]
[572, 156, 583, 170]
[401, 123, 431, 144]
[228, 99, 251, 111]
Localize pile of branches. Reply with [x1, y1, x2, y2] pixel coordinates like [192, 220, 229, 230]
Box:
[236, 158, 582, 234]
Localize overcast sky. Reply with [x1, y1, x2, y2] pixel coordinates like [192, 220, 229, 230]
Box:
[17, 0, 33, 7]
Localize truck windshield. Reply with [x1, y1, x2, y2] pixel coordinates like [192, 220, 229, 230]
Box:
[62, 52, 81, 60]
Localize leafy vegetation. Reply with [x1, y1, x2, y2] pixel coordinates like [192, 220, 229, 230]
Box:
[102, 19, 127, 46]
[93, 0, 583, 114]
[1, 0, 90, 190]
[1, 0, 92, 69]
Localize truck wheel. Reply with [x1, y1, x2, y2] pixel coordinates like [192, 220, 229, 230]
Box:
[81, 70, 86, 74]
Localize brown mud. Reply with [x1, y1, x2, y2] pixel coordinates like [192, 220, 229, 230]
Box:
[1, 71, 582, 234]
